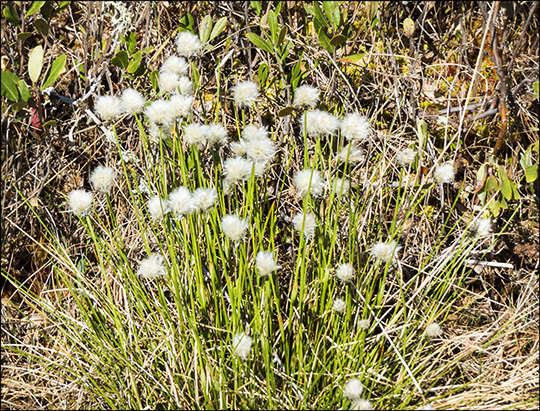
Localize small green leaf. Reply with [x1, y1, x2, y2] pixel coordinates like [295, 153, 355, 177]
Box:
[486, 175, 499, 193]
[17, 31, 33, 41]
[267, 10, 278, 44]
[199, 14, 212, 44]
[3, 3, 21, 28]
[150, 69, 159, 92]
[17, 78, 31, 101]
[41, 54, 66, 89]
[250, 1, 262, 17]
[26, 1, 46, 17]
[191, 62, 200, 93]
[497, 165, 512, 200]
[316, 27, 334, 53]
[277, 25, 287, 47]
[403, 17, 415, 37]
[332, 4, 341, 30]
[127, 31, 137, 55]
[35, 18, 49, 37]
[258, 63, 269, 87]
[28, 45, 44, 84]
[417, 119, 428, 147]
[312, 1, 330, 28]
[111, 50, 129, 69]
[533, 81, 539, 100]
[246, 32, 273, 53]
[330, 34, 346, 47]
[58, 1, 71, 12]
[278, 106, 295, 117]
[209, 16, 227, 42]
[525, 165, 538, 183]
[127, 51, 142, 74]
[1, 70, 21, 102]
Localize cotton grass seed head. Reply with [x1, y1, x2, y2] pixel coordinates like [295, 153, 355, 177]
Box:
[292, 212, 317, 239]
[232, 80, 259, 108]
[397, 148, 417, 167]
[425, 322, 443, 338]
[470, 218, 492, 238]
[242, 125, 268, 141]
[341, 112, 371, 142]
[333, 298, 347, 313]
[336, 263, 355, 283]
[90, 165, 116, 194]
[95, 95, 123, 121]
[332, 178, 350, 198]
[145, 99, 175, 129]
[183, 123, 208, 147]
[223, 156, 253, 183]
[338, 144, 365, 164]
[358, 319, 370, 330]
[175, 31, 202, 58]
[158, 71, 180, 94]
[371, 240, 402, 263]
[293, 84, 320, 108]
[68, 189, 93, 216]
[294, 168, 325, 198]
[168, 186, 196, 217]
[232, 332, 253, 361]
[245, 135, 276, 163]
[121, 88, 146, 115]
[206, 124, 228, 145]
[161, 55, 189, 76]
[221, 214, 248, 242]
[256, 251, 281, 278]
[343, 378, 364, 400]
[301, 109, 340, 138]
[147, 195, 170, 220]
[434, 162, 455, 184]
[351, 399, 373, 410]
[137, 253, 167, 279]
[192, 187, 217, 212]
[169, 94, 193, 119]
[177, 76, 193, 95]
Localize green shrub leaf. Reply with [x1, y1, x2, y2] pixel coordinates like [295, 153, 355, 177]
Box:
[26, 1, 46, 17]
[28, 45, 44, 84]
[41, 54, 67, 89]
[3, 3, 20, 28]
[1, 70, 21, 102]
[209, 16, 227, 42]
[246, 32, 273, 53]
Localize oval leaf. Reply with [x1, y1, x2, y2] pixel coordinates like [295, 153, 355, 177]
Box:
[267, 10, 278, 44]
[28, 45, 44, 84]
[525, 165, 538, 183]
[26, 1, 46, 17]
[1, 70, 21, 102]
[111, 50, 129, 69]
[199, 14, 212, 44]
[278, 106, 295, 117]
[330, 34, 346, 47]
[41, 54, 67, 89]
[35, 18, 49, 37]
[403, 17, 415, 37]
[3, 4, 21, 28]
[127, 51, 142, 74]
[246, 32, 273, 53]
[209, 16, 227, 42]
[17, 31, 33, 41]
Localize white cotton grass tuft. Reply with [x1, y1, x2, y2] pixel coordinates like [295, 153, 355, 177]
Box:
[358, 319, 370, 330]
[158, 70, 180, 94]
[95, 95, 123, 121]
[425, 322, 443, 338]
[137, 253, 167, 279]
[183, 123, 208, 147]
[68, 189, 93, 216]
[371, 240, 402, 263]
[232, 332, 253, 361]
[350, 398, 373, 410]
[338, 144, 365, 164]
[169, 94, 193, 119]
[147, 122, 173, 143]
[292, 212, 317, 239]
[301, 109, 340, 138]
[90, 165, 116, 194]
[244, 134, 277, 164]
[256, 251, 281, 278]
[343, 378, 364, 400]
[192, 187, 217, 212]
[161, 55, 189, 76]
[221, 214, 249, 242]
[333, 298, 347, 313]
[168, 186, 196, 218]
[242, 125, 268, 141]
[147, 195, 170, 220]
[332, 178, 350, 198]
[340, 112, 371, 142]
[469, 218, 492, 238]
[175, 31, 202, 58]
[336, 263, 355, 283]
[293, 84, 320, 108]
[206, 124, 228, 145]
[177, 76, 193, 95]
[434, 162, 455, 183]
[121, 88, 146, 115]
[232, 80, 259, 108]
[397, 147, 417, 167]
[294, 168, 325, 198]
[230, 140, 248, 156]
[223, 156, 254, 183]
[145, 99, 175, 129]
